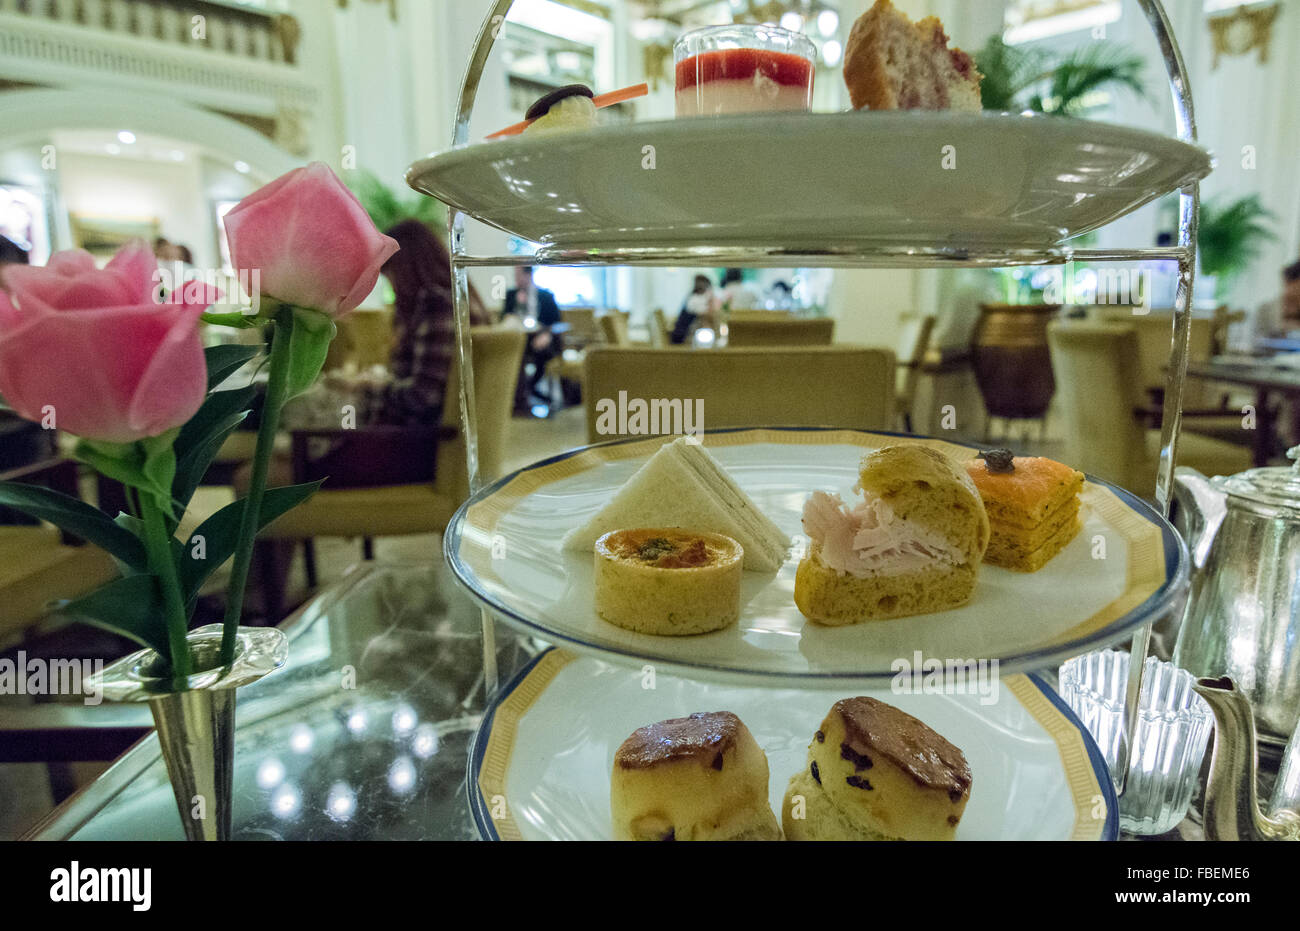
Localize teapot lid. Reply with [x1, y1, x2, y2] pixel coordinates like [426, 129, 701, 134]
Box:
[1220, 446, 1300, 511]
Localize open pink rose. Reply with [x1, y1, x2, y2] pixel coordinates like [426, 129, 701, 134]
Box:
[0, 244, 211, 443]
[223, 162, 399, 318]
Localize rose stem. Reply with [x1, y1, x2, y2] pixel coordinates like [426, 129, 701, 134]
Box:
[141, 492, 192, 683]
[220, 303, 293, 666]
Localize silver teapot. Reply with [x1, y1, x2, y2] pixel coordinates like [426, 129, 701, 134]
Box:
[1171, 448, 1300, 745]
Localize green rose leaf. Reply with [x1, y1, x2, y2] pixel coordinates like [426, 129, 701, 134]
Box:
[284, 307, 337, 401]
[0, 481, 148, 571]
[76, 432, 178, 514]
[180, 480, 323, 601]
[172, 410, 249, 515]
[204, 343, 263, 391]
[57, 573, 170, 656]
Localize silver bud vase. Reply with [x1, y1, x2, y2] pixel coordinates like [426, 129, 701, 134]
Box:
[91, 624, 287, 841]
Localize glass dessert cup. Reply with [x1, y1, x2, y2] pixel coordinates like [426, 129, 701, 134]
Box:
[674, 24, 816, 118]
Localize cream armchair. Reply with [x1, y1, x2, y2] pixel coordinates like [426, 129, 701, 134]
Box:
[1047, 321, 1251, 498]
[583, 345, 894, 443]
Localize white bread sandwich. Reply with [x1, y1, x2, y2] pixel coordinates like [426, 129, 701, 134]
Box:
[794, 445, 989, 624]
[562, 436, 790, 572]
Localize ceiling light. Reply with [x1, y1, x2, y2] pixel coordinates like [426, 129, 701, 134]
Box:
[817, 9, 839, 37]
[117, 130, 136, 144]
[780, 11, 803, 32]
[234, 160, 250, 174]
[822, 38, 842, 66]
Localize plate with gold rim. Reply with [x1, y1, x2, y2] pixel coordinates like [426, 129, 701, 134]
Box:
[445, 428, 1187, 687]
[470, 649, 1118, 841]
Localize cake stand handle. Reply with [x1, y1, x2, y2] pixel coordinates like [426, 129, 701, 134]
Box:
[450, 0, 517, 701]
[1117, 0, 1200, 799]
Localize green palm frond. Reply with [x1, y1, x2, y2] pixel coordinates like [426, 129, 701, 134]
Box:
[347, 170, 445, 235]
[1198, 194, 1277, 281]
[1033, 43, 1146, 116]
[974, 37, 1048, 112]
[977, 35, 1146, 117]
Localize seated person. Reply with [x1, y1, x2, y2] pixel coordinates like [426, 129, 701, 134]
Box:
[501, 266, 561, 410]
[671, 274, 719, 345]
[1254, 258, 1300, 340]
[359, 219, 489, 426]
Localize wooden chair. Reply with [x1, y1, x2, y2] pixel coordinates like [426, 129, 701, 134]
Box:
[1047, 321, 1251, 498]
[583, 345, 894, 443]
[0, 459, 118, 646]
[725, 316, 834, 347]
[560, 307, 600, 349]
[248, 327, 525, 618]
[894, 314, 936, 432]
[324, 307, 394, 372]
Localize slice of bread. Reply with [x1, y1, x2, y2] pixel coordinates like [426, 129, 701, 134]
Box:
[843, 0, 983, 112]
[794, 445, 989, 625]
[795, 544, 978, 624]
[858, 445, 990, 560]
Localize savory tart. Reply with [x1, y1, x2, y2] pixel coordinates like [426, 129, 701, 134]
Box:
[593, 527, 743, 635]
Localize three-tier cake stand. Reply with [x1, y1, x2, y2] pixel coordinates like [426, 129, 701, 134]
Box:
[411, 0, 1208, 826]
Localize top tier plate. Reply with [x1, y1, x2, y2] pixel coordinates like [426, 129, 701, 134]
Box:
[408, 111, 1212, 257]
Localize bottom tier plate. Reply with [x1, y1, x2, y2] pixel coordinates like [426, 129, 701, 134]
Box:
[470, 650, 1118, 841]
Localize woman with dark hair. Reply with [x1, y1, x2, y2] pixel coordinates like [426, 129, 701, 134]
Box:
[364, 218, 489, 425]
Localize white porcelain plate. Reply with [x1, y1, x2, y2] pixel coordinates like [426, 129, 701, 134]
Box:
[408, 111, 1212, 254]
[470, 650, 1118, 841]
[445, 428, 1186, 687]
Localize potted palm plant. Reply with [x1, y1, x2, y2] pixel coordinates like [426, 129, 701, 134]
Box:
[975, 36, 1146, 116]
[1197, 194, 1277, 301]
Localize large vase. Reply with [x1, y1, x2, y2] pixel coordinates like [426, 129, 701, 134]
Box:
[971, 303, 1060, 420]
[93, 624, 288, 840]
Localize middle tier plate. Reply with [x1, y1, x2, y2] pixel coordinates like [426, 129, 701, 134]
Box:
[445, 428, 1187, 686]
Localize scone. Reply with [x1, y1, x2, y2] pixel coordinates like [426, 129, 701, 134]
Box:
[843, 0, 983, 112]
[594, 528, 743, 635]
[783, 697, 972, 841]
[964, 450, 1084, 572]
[611, 711, 781, 841]
[795, 445, 990, 624]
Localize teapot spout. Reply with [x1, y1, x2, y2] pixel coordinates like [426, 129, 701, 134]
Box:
[1173, 467, 1226, 569]
[1194, 676, 1300, 841]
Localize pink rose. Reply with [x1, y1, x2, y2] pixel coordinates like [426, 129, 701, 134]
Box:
[0, 244, 211, 443]
[223, 162, 399, 318]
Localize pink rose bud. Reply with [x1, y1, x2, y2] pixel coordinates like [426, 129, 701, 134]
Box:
[0, 243, 211, 443]
[223, 162, 399, 318]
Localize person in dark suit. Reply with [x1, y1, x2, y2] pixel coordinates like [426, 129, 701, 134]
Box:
[502, 266, 563, 412]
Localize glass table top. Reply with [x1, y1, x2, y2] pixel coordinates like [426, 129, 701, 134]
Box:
[31, 563, 539, 841]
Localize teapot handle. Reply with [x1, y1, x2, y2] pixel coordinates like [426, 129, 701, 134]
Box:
[1173, 467, 1226, 570]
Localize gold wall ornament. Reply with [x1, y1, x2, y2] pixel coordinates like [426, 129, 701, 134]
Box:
[642, 41, 673, 91]
[335, 0, 398, 22]
[1208, 3, 1279, 70]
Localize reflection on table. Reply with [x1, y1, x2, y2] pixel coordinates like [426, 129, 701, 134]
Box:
[29, 565, 538, 841]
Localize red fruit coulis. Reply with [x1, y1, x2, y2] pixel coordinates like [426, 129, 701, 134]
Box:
[675, 48, 814, 91]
